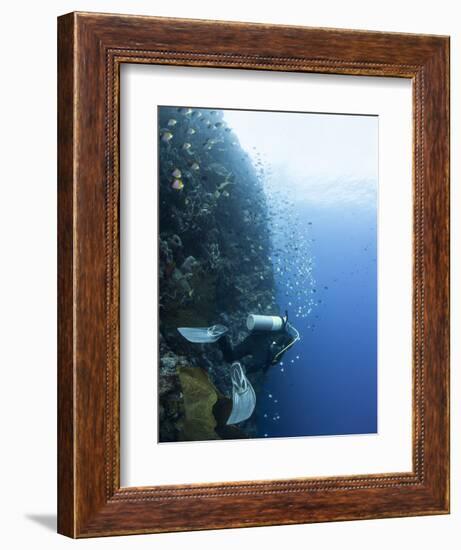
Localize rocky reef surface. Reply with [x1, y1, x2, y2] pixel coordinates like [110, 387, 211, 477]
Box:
[158, 106, 279, 442]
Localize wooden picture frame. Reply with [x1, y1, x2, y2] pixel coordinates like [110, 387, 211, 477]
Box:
[57, 12, 450, 538]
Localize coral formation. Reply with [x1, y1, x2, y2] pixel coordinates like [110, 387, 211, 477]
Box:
[158, 106, 278, 442]
[177, 367, 219, 441]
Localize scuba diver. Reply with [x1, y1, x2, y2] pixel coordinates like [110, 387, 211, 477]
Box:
[177, 312, 300, 426]
[217, 311, 298, 374]
[177, 312, 299, 374]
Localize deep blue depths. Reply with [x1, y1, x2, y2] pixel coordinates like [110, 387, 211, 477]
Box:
[257, 203, 377, 438]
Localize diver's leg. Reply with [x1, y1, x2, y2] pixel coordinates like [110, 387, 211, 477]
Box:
[218, 334, 256, 362]
[218, 336, 236, 362]
[230, 334, 259, 360]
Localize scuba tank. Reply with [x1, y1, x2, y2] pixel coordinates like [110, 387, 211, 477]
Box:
[246, 314, 284, 332]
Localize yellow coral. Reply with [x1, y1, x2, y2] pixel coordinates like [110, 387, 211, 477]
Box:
[178, 367, 219, 441]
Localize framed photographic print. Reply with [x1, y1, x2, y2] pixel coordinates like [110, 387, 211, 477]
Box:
[58, 12, 450, 537]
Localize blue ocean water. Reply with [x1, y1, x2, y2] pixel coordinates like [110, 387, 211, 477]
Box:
[257, 202, 377, 438]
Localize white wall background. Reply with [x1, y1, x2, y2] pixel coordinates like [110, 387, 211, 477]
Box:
[0, 1, 457, 548]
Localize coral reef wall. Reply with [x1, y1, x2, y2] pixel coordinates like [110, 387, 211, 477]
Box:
[158, 106, 278, 442]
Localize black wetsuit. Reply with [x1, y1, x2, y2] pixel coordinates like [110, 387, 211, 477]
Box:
[219, 328, 293, 374]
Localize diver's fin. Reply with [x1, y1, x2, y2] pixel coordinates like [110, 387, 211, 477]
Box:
[177, 324, 228, 344]
[226, 362, 256, 425]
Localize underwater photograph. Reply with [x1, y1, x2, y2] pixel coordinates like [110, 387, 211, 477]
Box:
[158, 105, 378, 443]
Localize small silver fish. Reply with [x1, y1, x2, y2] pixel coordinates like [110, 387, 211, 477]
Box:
[161, 131, 173, 143]
[171, 179, 184, 190]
